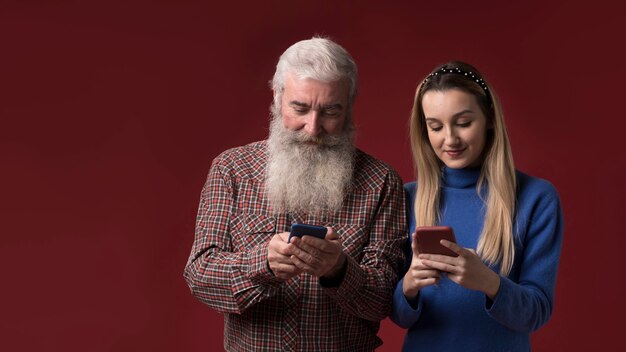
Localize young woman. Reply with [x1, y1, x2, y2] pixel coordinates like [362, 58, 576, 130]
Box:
[391, 61, 564, 351]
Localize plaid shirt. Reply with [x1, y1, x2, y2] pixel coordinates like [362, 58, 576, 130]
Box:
[184, 141, 406, 351]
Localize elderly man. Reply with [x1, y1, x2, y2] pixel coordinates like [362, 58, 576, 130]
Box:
[184, 37, 406, 351]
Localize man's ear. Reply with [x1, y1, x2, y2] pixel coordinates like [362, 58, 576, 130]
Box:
[272, 89, 280, 106]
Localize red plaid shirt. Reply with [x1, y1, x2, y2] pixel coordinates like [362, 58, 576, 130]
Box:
[184, 141, 406, 351]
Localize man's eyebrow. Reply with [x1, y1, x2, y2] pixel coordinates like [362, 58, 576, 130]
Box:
[289, 101, 344, 110]
[320, 103, 343, 110]
[289, 101, 310, 108]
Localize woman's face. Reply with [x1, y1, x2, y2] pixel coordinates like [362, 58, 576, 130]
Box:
[421, 88, 489, 169]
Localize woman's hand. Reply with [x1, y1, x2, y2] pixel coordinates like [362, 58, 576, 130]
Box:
[402, 232, 442, 299]
[418, 240, 501, 300]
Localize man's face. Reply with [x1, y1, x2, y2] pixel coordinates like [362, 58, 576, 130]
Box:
[267, 73, 355, 214]
[278, 73, 349, 141]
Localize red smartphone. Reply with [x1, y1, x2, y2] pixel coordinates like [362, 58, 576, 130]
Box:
[288, 223, 327, 242]
[414, 226, 459, 257]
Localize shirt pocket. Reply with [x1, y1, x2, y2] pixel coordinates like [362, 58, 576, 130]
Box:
[230, 212, 277, 252]
[334, 223, 369, 261]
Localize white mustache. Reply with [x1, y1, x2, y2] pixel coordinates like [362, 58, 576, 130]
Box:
[286, 129, 344, 147]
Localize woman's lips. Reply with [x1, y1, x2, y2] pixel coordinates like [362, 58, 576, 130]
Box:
[445, 148, 465, 157]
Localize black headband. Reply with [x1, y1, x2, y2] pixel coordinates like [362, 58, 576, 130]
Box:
[424, 67, 489, 93]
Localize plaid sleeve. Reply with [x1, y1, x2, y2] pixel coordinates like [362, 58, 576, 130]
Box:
[183, 155, 283, 314]
[321, 169, 407, 322]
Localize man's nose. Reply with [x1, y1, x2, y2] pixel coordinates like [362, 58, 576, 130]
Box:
[303, 111, 322, 136]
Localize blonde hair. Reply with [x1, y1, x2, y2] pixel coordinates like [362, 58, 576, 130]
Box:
[409, 61, 517, 275]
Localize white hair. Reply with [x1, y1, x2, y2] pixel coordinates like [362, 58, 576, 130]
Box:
[271, 36, 358, 123]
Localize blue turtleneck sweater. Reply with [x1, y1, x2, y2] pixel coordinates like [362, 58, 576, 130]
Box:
[391, 167, 563, 352]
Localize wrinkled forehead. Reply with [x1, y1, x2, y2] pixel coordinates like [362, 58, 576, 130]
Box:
[283, 74, 349, 100]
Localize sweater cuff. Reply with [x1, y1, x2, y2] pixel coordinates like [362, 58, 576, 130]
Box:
[390, 277, 422, 328]
[485, 275, 513, 318]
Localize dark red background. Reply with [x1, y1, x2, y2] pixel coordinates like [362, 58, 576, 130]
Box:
[2, 1, 624, 351]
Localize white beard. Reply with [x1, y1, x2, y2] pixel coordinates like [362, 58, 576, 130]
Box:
[265, 109, 355, 215]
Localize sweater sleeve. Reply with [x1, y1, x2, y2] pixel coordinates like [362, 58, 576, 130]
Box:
[486, 181, 564, 332]
[390, 182, 421, 328]
[390, 277, 423, 328]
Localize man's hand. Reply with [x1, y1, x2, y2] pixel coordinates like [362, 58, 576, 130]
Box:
[267, 232, 302, 281]
[288, 227, 346, 279]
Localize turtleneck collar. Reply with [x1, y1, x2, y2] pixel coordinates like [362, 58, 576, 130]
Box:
[441, 166, 481, 189]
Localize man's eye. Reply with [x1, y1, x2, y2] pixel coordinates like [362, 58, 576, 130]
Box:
[294, 108, 309, 114]
[322, 109, 340, 117]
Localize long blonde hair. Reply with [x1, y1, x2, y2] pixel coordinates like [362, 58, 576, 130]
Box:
[409, 61, 517, 275]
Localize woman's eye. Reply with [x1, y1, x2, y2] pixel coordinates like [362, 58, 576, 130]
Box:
[458, 121, 472, 128]
[429, 126, 443, 132]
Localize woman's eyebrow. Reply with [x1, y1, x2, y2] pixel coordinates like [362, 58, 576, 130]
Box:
[425, 109, 475, 121]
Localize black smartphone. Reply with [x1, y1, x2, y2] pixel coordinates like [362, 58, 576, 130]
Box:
[288, 223, 327, 242]
[414, 226, 459, 257]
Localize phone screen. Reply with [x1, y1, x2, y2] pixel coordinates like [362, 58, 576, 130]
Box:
[289, 223, 327, 242]
[414, 226, 458, 257]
